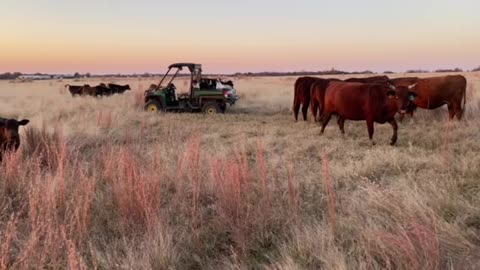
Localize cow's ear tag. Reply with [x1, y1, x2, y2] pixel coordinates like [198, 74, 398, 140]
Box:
[409, 95, 415, 101]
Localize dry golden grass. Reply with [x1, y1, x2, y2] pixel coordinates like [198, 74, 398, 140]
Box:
[0, 72, 479, 269]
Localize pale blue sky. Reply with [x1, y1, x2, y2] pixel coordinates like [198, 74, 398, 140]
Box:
[1, 0, 479, 73]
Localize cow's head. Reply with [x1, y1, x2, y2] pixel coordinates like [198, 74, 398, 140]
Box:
[0, 119, 29, 149]
[386, 84, 417, 115]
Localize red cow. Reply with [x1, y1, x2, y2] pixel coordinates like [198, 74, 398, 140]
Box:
[293, 76, 320, 121]
[320, 82, 416, 145]
[309, 78, 341, 122]
[391, 75, 467, 120]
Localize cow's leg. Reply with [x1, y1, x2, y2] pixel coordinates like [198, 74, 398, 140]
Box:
[337, 116, 345, 134]
[320, 112, 333, 134]
[310, 100, 319, 122]
[317, 102, 324, 123]
[388, 119, 398, 146]
[366, 118, 375, 145]
[302, 102, 309, 121]
[293, 102, 300, 121]
[447, 103, 455, 120]
[399, 113, 405, 123]
[453, 101, 462, 120]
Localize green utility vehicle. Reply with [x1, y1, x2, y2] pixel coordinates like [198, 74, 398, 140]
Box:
[144, 63, 239, 114]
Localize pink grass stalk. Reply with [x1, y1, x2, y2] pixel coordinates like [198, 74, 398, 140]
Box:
[185, 132, 202, 227]
[321, 152, 336, 234]
[256, 140, 268, 199]
[55, 132, 67, 209]
[133, 90, 145, 108]
[286, 163, 297, 219]
[62, 227, 87, 270]
[442, 120, 452, 168]
[233, 141, 250, 185]
[0, 215, 17, 270]
[375, 220, 440, 270]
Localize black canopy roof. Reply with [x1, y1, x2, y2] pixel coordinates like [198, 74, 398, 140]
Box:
[168, 63, 202, 72]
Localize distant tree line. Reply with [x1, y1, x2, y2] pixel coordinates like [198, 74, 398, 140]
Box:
[232, 69, 376, 77]
[435, 68, 463, 73]
[0, 72, 23, 80]
[1, 67, 478, 80]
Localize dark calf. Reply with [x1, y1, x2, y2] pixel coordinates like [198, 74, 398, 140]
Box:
[0, 118, 30, 161]
[108, 84, 131, 94]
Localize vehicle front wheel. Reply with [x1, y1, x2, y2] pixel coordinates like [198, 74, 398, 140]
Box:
[202, 102, 220, 115]
[145, 100, 163, 112]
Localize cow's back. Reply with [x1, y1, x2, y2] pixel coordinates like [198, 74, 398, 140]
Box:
[390, 77, 418, 87]
[414, 75, 466, 109]
[294, 77, 318, 99]
[324, 82, 374, 120]
[345, 75, 389, 83]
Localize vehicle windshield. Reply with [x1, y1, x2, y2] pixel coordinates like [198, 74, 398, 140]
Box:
[158, 67, 191, 94]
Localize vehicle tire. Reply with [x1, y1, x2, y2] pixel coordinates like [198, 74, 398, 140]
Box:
[202, 102, 220, 115]
[145, 100, 163, 112]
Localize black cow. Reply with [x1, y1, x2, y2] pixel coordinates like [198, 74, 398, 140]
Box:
[0, 118, 30, 161]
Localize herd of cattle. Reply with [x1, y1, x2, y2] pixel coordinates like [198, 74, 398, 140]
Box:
[293, 74, 467, 145]
[65, 83, 131, 97]
[0, 74, 469, 161]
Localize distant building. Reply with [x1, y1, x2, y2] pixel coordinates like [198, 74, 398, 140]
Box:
[17, 74, 77, 80]
[18, 74, 52, 80]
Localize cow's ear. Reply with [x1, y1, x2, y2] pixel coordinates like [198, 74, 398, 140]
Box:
[18, 119, 30, 126]
[408, 92, 417, 101]
[408, 83, 417, 90]
[387, 90, 396, 98]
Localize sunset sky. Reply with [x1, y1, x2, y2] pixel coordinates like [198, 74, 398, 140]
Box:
[1, 0, 479, 74]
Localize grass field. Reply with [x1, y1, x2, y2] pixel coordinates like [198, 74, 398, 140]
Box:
[1, 72, 480, 269]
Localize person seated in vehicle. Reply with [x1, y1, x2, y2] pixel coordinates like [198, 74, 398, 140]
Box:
[199, 79, 209, 89]
[165, 83, 177, 103]
[192, 79, 200, 89]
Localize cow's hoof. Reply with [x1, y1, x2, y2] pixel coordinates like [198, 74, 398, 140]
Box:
[370, 140, 376, 146]
[390, 136, 398, 146]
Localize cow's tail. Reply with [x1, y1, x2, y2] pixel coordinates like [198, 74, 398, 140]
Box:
[293, 80, 300, 121]
[461, 76, 467, 119]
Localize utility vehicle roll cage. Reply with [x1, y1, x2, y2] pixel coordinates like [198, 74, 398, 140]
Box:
[154, 63, 202, 93]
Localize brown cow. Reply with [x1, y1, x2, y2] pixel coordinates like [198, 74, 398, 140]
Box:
[293, 76, 320, 121]
[309, 78, 341, 122]
[80, 83, 108, 97]
[0, 118, 29, 161]
[65, 84, 90, 97]
[320, 82, 417, 145]
[391, 75, 467, 120]
[345, 75, 390, 83]
[148, 84, 158, 91]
